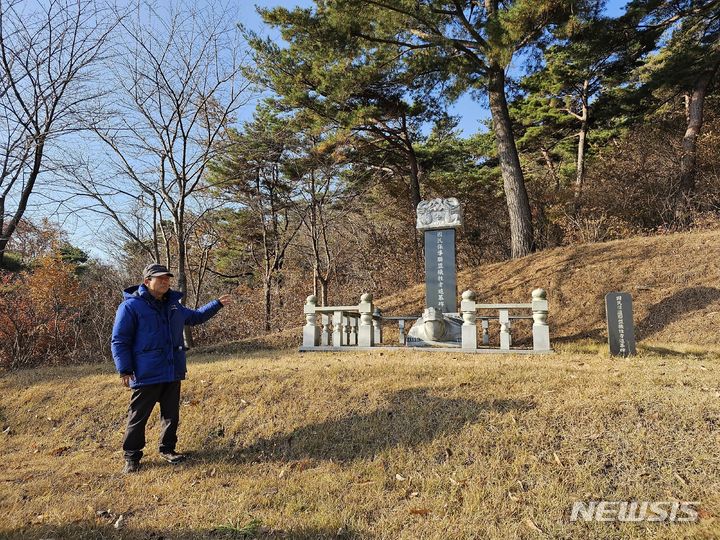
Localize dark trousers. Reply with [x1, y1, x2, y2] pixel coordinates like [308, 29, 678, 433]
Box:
[122, 381, 181, 461]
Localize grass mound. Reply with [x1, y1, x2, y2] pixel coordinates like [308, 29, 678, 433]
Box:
[377, 228, 720, 347]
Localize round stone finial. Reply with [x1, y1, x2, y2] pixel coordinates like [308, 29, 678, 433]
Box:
[306, 295, 317, 305]
[361, 293, 373, 303]
[532, 288, 546, 300]
[462, 290, 476, 301]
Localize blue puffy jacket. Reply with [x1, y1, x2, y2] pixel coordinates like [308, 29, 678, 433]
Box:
[111, 284, 223, 388]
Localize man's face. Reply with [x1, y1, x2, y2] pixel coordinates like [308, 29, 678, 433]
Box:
[144, 275, 171, 298]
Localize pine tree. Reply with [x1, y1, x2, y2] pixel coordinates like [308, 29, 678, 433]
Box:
[634, 0, 720, 214]
[254, 1, 593, 258]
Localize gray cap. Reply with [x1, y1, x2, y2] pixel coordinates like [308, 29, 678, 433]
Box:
[143, 263, 174, 279]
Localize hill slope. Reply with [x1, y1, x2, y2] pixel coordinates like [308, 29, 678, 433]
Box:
[374, 228, 720, 346]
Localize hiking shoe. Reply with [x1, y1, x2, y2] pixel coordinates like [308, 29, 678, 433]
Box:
[123, 460, 141, 474]
[159, 451, 186, 464]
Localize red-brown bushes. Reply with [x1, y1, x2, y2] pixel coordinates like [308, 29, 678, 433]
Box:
[0, 257, 121, 368]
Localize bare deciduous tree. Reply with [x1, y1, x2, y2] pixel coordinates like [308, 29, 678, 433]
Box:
[69, 3, 253, 343]
[0, 0, 114, 266]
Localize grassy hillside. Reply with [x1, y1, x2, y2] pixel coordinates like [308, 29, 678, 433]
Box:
[195, 229, 720, 353]
[376, 228, 720, 346]
[1, 345, 720, 539]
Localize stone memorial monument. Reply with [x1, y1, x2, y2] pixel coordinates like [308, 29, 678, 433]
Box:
[407, 198, 464, 347]
[300, 195, 552, 353]
[605, 292, 636, 356]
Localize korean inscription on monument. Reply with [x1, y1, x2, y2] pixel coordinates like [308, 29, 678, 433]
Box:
[416, 198, 461, 314]
[605, 292, 636, 357]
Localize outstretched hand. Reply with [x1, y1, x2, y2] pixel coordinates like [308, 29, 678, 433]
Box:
[218, 294, 234, 306]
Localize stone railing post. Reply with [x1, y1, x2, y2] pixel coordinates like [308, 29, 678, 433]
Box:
[372, 307, 382, 345]
[303, 295, 321, 347]
[349, 316, 358, 345]
[499, 309, 511, 350]
[461, 290, 477, 350]
[481, 319, 490, 345]
[343, 315, 352, 345]
[357, 293, 374, 347]
[398, 320, 406, 345]
[332, 310, 344, 347]
[532, 288, 550, 351]
[321, 314, 330, 346]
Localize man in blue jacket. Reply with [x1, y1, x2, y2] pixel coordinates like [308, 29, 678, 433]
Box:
[111, 263, 233, 473]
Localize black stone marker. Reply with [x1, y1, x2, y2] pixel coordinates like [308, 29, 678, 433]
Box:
[605, 292, 637, 357]
[424, 228, 457, 313]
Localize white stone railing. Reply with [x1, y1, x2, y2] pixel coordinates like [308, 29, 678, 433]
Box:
[303, 293, 379, 348]
[302, 288, 550, 352]
[460, 288, 550, 352]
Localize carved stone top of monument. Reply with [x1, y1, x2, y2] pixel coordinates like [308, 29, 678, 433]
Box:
[416, 198, 462, 231]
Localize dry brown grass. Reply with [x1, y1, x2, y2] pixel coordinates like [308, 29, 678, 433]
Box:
[1, 345, 720, 539]
[376, 228, 720, 346]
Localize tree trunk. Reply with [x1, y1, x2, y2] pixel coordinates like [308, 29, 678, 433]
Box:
[0, 139, 45, 267]
[572, 80, 590, 215]
[541, 147, 560, 192]
[679, 66, 716, 197]
[487, 65, 534, 258]
[274, 265, 284, 330]
[402, 111, 422, 210]
[408, 150, 422, 210]
[675, 60, 719, 224]
[574, 122, 587, 195]
[174, 217, 194, 348]
[263, 277, 272, 332]
[318, 276, 328, 307]
[572, 124, 588, 213]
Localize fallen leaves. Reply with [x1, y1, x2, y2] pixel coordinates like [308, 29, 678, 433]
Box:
[523, 517, 545, 535]
[698, 507, 715, 520]
[409, 508, 430, 516]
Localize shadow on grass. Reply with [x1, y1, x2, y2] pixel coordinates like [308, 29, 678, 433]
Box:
[552, 329, 605, 346]
[636, 286, 720, 340]
[190, 331, 300, 362]
[0, 523, 361, 539]
[193, 388, 535, 464]
[638, 344, 713, 359]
